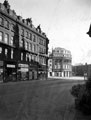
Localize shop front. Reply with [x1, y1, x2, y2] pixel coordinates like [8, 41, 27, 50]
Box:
[17, 63, 29, 81]
[38, 65, 47, 80]
[29, 64, 38, 80]
[4, 61, 17, 82]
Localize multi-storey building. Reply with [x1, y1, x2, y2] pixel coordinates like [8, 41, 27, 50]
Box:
[48, 47, 72, 77]
[0, 0, 49, 82]
[72, 63, 88, 77]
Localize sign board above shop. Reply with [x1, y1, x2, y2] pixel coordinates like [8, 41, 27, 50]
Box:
[7, 64, 15, 68]
[18, 68, 28, 72]
[18, 64, 28, 68]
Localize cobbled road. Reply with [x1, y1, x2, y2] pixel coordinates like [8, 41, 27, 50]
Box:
[0, 79, 90, 120]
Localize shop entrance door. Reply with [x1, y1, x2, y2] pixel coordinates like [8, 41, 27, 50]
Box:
[5, 68, 16, 82]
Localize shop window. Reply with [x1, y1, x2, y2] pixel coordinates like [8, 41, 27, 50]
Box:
[21, 53, 23, 61]
[11, 49, 13, 59]
[17, 64, 29, 81]
[5, 48, 8, 56]
[5, 33, 9, 44]
[50, 72, 52, 76]
[0, 17, 3, 26]
[0, 47, 2, 54]
[0, 32, 3, 42]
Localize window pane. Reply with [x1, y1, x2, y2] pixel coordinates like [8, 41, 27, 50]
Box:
[11, 49, 13, 59]
[10, 36, 13, 45]
[0, 47, 2, 53]
[26, 31, 29, 38]
[0, 32, 3, 42]
[11, 24, 14, 31]
[5, 49, 8, 56]
[5, 34, 9, 44]
[33, 35, 36, 42]
[25, 41, 27, 49]
[0, 18, 3, 25]
[21, 29, 24, 35]
[20, 38, 23, 47]
[29, 33, 32, 40]
[5, 20, 9, 28]
[21, 53, 23, 60]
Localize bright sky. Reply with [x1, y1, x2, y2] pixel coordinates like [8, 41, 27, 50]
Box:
[1, 0, 91, 65]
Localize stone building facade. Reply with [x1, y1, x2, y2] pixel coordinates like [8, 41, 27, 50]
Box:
[48, 47, 72, 77]
[0, 0, 49, 82]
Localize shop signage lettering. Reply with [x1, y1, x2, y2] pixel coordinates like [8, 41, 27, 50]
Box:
[20, 68, 28, 72]
[7, 64, 15, 68]
[18, 64, 28, 68]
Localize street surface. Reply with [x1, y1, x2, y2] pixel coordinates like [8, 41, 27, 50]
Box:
[0, 78, 90, 120]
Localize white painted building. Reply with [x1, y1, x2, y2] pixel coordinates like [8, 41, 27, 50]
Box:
[48, 47, 72, 78]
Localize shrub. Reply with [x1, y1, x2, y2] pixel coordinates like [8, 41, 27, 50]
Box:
[71, 80, 91, 115]
[70, 84, 84, 98]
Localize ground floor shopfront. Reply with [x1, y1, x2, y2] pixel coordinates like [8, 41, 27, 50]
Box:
[0, 60, 48, 82]
[0, 61, 17, 82]
[48, 71, 72, 78]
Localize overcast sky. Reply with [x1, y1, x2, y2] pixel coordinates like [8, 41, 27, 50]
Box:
[2, 0, 91, 65]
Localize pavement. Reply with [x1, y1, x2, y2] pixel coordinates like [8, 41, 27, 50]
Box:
[48, 76, 85, 80]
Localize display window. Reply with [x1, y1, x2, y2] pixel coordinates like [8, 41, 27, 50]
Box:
[0, 67, 3, 82]
[17, 64, 29, 81]
[0, 61, 3, 82]
[4, 63, 17, 82]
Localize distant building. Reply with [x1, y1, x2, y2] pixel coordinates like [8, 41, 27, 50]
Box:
[72, 63, 91, 79]
[48, 47, 72, 77]
[0, 0, 49, 82]
[72, 65, 86, 76]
